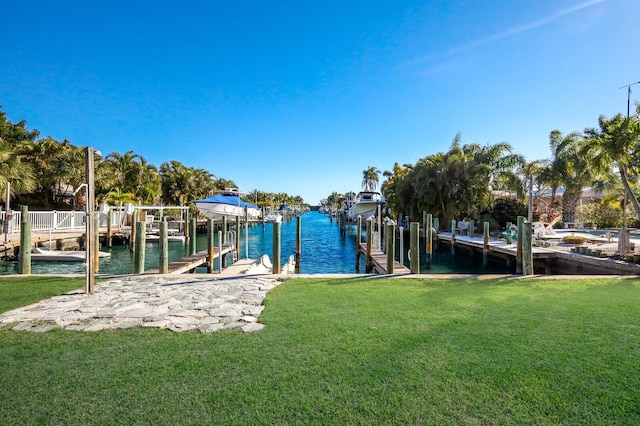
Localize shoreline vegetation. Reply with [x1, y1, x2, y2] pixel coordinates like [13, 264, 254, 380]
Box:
[1, 275, 639, 424]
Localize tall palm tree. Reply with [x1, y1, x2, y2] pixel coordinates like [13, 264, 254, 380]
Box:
[361, 166, 380, 192]
[582, 110, 640, 218]
[0, 137, 36, 199]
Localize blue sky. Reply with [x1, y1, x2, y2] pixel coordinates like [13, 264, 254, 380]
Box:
[1, 0, 639, 205]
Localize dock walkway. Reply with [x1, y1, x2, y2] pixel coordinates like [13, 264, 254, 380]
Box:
[145, 244, 235, 274]
[358, 243, 411, 274]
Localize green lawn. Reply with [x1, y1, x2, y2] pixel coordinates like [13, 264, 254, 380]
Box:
[1, 276, 639, 424]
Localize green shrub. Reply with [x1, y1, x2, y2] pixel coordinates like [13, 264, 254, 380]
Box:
[562, 235, 586, 244]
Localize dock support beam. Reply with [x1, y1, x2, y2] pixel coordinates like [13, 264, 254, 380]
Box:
[189, 218, 197, 256]
[521, 219, 534, 275]
[272, 221, 281, 274]
[425, 213, 433, 269]
[106, 209, 112, 247]
[159, 221, 168, 274]
[94, 214, 100, 272]
[134, 221, 146, 274]
[516, 216, 524, 274]
[18, 206, 31, 274]
[295, 215, 301, 269]
[483, 221, 490, 267]
[221, 216, 228, 267]
[385, 223, 395, 274]
[450, 219, 456, 255]
[366, 219, 373, 273]
[410, 222, 420, 274]
[207, 218, 215, 273]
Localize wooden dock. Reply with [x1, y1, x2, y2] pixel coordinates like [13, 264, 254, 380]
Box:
[145, 244, 235, 274]
[436, 233, 557, 259]
[358, 243, 411, 274]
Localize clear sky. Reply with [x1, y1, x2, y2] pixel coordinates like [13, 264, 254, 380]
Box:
[1, 0, 639, 205]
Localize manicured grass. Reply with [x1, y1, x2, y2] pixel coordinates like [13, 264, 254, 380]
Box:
[0, 276, 84, 313]
[1, 276, 639, 424]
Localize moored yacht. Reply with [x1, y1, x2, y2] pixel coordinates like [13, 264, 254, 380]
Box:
[347, 191, 385, 221]
[194, 189, 261, 220]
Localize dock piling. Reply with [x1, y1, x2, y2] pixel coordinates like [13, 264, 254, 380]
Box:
[272, 221, 281, 274]
[189, 218, 197, 256]
[425, 213, 433, 269]
[386, 223, 395, 274]
[295, 215, 301, 269]
[366, 219, 373, 273]
[410, 222, 420, 274]
[18, 206, 31, 274]
[516, 216, 524, 274]
[159, 221, 168, 274]
[207, 218, 215, 273]
[133, 221, 146, 274]
[483, 221, 490, 267]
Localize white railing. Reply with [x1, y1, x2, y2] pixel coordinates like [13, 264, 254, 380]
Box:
[1, 210, 123, 234]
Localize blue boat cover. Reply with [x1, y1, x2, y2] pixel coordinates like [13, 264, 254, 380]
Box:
[195, 194, 258, 209]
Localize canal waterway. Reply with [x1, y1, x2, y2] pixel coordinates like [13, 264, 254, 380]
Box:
[0, 211, 511, 275]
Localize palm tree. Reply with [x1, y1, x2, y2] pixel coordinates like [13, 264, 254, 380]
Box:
[582, 109, 640, 218]
[0, 137, 36, 199]
[361, 166, 380, 192]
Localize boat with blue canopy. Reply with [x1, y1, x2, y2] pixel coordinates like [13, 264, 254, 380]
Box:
[194, 189, 261, 220]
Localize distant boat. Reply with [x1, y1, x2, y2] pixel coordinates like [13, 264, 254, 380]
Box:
[194, 189, 261, 220]
[347, 191, 385, 221]
[31, 247, 111, 262]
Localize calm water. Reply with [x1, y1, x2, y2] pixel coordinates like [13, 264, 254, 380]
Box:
[0, 211, 511, 275]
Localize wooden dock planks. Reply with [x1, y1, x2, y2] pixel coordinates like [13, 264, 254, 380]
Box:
[358, 243, 411, 274]
[145, 245, 235, 274]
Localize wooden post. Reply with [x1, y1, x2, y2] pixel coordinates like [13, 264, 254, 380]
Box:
[483, 221, 490, 267]
[272, 221, 281, 274]
[469, 220, 475, 238]
[218, 230, 223, 273]
[516, 216, 524, 274]
[207, 218, 215, 273]
[522, 220, 534, 275]
[85, 147, 96, 294]
[94, 214, 100, 272]
[133, 221, 146, 274]
[410, 222, 420, 274]
[450, 219, 456, 255]
[184, 209, 190, 245]
[426, 213, 433, 269]
[235, 216, 240, 258]
[295, 215, 301, 269]
[18, 206, 31, 274]
[106, 209, 112, 247]
[159, 221, 168, 274]
[221, 216, 228, 267]
[386, 223, 395, 274]
[130, 210, 137, 253]
[189, 217, 197, 256]
[366, 219, 373, 273]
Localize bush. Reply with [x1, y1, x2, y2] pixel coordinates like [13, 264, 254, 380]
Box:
[490, 198, 533, 228]
[562, 235, 586, 244]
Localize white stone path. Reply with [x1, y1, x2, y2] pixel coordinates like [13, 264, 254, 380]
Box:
[0, 276, 282, 333]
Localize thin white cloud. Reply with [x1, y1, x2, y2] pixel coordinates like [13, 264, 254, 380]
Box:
[408, 0, 609, 68]
[453, 0, 608, 54]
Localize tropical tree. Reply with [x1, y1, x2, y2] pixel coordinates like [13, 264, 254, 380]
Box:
[361, 166, 380, 192]
[582, 108, 640, 218]
[0, 137, 36, 199]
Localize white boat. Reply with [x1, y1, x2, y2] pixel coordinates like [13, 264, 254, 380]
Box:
[194, 189, 261, 220]
[31, 247, 111, 262]
[348, 191, 385, 220]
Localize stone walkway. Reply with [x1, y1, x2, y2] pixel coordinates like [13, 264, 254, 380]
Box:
[0, 276, 282, 333]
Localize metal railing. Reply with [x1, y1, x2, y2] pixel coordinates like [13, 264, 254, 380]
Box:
[1, 210, 125, 235]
